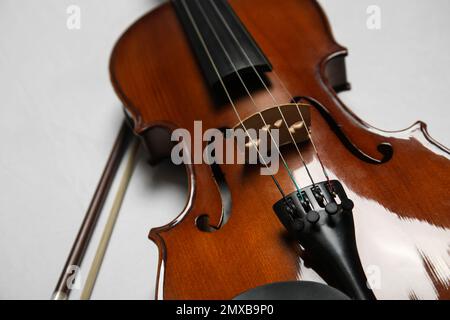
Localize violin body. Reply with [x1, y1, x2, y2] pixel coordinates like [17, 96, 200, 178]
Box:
[110, 0, 450, 299]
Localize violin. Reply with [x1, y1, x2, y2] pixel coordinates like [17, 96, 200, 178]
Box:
[59, 0, 450, 300]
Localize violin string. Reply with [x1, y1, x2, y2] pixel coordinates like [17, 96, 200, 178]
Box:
[180, 0, 287, 198]
[194, 0, 303, 194]
[271, 74, 333, 190]
[207, 0, 324, 187]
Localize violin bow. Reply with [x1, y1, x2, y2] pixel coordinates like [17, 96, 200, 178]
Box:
[80, 138, 140, 299]
[52, 121, 134, 300]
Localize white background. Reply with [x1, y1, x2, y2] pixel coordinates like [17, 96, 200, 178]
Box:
[0, 0, 449, 299]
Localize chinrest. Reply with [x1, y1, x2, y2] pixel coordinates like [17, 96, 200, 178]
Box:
[233, 281, 350, 300]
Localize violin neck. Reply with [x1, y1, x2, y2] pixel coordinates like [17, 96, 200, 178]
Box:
[172, 0, 272, 89]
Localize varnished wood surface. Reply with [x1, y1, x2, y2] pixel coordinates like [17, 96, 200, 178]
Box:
[110, 0, 450, 299]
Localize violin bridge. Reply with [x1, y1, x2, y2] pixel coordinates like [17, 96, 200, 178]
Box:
[235, 103, 311, 150]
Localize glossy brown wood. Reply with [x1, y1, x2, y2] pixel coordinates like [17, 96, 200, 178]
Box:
[110, 0, 450, 299]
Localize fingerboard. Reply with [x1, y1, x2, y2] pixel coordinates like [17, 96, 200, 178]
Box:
[172, 0, 272, 90]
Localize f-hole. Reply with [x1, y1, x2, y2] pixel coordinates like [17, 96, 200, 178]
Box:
[291, 96, 393, 164]
[196, 132, 232, 232]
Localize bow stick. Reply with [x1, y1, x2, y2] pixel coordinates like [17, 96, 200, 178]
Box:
[52, 121, 133, 300]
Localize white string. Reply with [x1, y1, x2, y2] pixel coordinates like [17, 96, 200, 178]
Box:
[195, 0, 302, 192]
[180, 0, 287, 197]
[206, 0, 328, 186]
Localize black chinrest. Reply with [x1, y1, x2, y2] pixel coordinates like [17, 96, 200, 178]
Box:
[233, 281, 350, 300]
